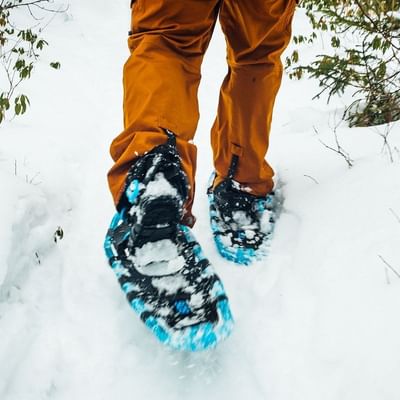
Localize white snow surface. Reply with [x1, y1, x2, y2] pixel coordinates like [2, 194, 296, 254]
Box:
[133, 239, 185, 275]
[143, 173, 179, 198]
[1, 2, 400, 399]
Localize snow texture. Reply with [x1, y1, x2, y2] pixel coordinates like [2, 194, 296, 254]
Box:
[1, 1, 400, 399]
[132, 239, 185, 275]
[142, 173, 179, 199]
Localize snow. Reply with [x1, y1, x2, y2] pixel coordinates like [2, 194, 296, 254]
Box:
[260, 210, 273, 234]
[232, 210, 253, 227]
[152, 275, 188, 296]
[1, 2, 400, 400]
[244, 230, 256, 240]
[133, 239, 185, 275]
[143, 173, 179, 198]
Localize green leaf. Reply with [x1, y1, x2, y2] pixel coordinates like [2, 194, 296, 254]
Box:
[36, 39, 48, 50]
[15, 103, 21, 115]
[331, 36, 340, 48]
[50, 61, 61, 70]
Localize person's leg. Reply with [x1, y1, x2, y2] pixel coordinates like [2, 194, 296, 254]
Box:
[211, 0, 297, 195]
[108, 0, 220, 226]
[104, 1, 234, 350]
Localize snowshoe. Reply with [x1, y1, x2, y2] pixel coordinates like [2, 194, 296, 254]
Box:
[104, 130, 233, 351]
[207, 171, 280, 265]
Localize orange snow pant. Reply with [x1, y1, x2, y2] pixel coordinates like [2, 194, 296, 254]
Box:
[108, 0, 297, 226]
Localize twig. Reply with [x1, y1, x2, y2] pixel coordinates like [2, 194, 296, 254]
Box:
[378, 255, 400, 280]
[2, 0, 51, 10]
[374, 124, 395, 163]
[319, 129, 354, 168]
[26, 171, 41, 185]
[389, 208, 400, 224]
[385, 265, 390, 285]
[304, 174, 319, 184]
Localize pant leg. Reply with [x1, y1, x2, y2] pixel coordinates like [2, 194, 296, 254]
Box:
[108, 0, 220, 226]
[211, 0, 297, 195]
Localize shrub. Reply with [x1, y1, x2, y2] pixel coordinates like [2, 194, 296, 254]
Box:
[286, 0, 400, 127]
[0, 0, 61, 124]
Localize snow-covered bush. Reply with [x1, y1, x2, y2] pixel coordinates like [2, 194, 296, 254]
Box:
[286, 0, 400, 127]
[0, 0, 61, 124]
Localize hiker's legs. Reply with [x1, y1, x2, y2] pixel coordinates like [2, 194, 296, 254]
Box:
[108, 0, 220, 225]
[211, 0, 297, 195]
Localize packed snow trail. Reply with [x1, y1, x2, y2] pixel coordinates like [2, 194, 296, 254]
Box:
[1, 1, 400, 399]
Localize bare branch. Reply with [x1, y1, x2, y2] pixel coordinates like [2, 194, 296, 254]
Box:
[373, 124, 395, 163]
[378, 255, 400, 280]
[318, 128, 354, 168]
[389, 208, 400, 225]
[304, 175, 319, 184]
